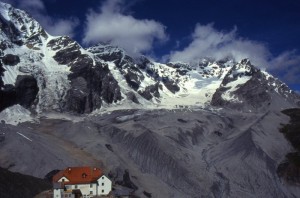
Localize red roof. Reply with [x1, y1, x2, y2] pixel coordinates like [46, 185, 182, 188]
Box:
[53, 167, 103, 185]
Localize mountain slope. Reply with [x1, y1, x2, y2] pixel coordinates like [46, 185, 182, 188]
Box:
[211, 59, 300, 111]
[0, 167, 51, 198]
[1, 2, 299, 116]
[1, 108, 300, 197]
[1, 2, 300, 198]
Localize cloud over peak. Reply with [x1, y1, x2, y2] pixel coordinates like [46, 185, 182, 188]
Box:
[168, 23, 300, 84]
[2, 0, 78, 37]
[168, 23, 271, 68]
[82, 0, 168, 56]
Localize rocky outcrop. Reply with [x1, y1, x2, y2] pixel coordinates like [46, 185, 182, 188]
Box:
[162, 77, 180, 93]
[138, 83, 160, 100]
[277, 108, 300, 185]
[1, 54, 20, 66]
[211, 59, 300, 111]
[0, 84, 17, 112]
[15, 75, 39, 108]
[47, 38, 123, 113]
[0, 74, 38, 111]
[0, 60, 4, 88]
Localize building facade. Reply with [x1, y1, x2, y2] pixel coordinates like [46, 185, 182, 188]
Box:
[52, 167, 112, 198]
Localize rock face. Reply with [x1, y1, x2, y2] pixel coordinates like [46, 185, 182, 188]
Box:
[15, 75, 38, 108]
[211, 59, 300, 111]
[277, 108, 300, 185]
[0, 74, 38, 112]
[1, 54, 20, 66]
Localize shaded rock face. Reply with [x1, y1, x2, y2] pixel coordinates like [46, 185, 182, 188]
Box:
[1, 54, 20, 66]
[101, 73, 122, 104]
[126, 92, 139, 104]
[211, 59, 300, 111]
[162, 77, 180, 93]
[0, 14, 21, 45]
[15, 75, 39, 108]
[88, 46, 145, 87]
[48, 38, 122, 113]
[0, 84, 17, 112]
[0, 60, 4, 88]
[87, 45, 168, 101]
[138, 83, 160, 100]
[0, 74, 38, 111]
[277, 108, 300, 185]
[52, 38, 82, 65]
[0, 167, 51, 198]
[212, 71, 271, 110]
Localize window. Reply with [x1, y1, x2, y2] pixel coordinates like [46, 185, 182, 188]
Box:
[102, 190, 104, 193]
[90, 191, 93, 194]
[82, 173, 87, 178]
[62, 179, 65, 182]
[75, 185, 78, 189]
[102, 183, 104, 186]
[90, 184, 93, 188]
[102, 177, 104, 179]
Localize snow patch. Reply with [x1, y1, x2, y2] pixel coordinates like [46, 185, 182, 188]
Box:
[221, 76, 251, 102]
[0, 2, 11, 21]
[0, 105, 35, 125]
[2, 65, 19, 85]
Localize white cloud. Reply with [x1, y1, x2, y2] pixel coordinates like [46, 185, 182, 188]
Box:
[270, 51, 300, 84]
[83, 0, 168, 56]
[34, 14, 79, 37]
[2, 0, 78, 37]
[168, 23, 300, 85]
[168, 23, 271, 68]
[19, 0, 45, 11]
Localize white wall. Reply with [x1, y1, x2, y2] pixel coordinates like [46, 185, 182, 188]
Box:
[53, 189, 62, 198]
[54, 175, 112, 197]
[65, 183, 97, 197]
[97, 175, 112, 195]
[57, 176, 69, 182]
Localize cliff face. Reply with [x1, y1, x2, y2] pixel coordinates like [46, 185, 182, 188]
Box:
[211, 59, 300, 112]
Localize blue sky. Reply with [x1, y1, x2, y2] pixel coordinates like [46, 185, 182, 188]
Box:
[3, 0, 300, 91]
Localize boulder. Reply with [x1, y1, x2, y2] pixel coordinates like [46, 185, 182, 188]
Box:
[1, 54, 20, 66]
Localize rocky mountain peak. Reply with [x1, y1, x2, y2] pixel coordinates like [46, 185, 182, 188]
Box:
[211, 59, 300, 111]
[0, 2, 47, 46]
[0, 2, 299, 115]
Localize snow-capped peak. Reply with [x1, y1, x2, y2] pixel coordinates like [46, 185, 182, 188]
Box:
[1, 3, 299, 116]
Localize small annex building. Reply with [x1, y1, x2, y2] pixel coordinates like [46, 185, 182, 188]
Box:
[52, 166, 112, 198]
